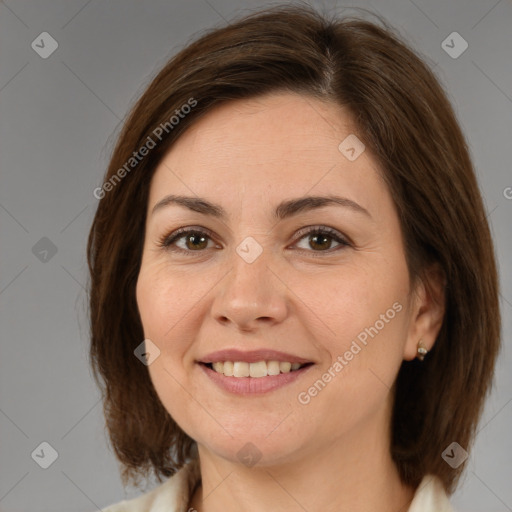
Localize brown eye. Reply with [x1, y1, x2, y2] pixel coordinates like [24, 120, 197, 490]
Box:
[308, 232, 334, 251]
[182, 232, 209, 250]
[158, 227, 216, 254]
[294, 226, 350, 254]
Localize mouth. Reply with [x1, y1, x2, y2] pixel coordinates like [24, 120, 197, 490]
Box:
[199, 360, 314, 378]
[196, 349, 315, 394]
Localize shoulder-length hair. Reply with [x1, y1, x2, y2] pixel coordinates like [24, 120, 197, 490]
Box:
[87, 4, 501, 494]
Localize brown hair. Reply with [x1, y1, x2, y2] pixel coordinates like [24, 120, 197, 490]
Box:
[87, 4, 501, 494]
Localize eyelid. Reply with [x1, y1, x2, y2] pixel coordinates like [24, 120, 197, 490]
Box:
[291, 225, 352, 247]
[157, 226, 218, 249]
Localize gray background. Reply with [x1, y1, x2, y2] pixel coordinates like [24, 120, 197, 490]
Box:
[0, 0, 510, 511]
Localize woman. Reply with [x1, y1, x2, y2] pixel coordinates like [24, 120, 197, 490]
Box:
[87, 5, 501, 512]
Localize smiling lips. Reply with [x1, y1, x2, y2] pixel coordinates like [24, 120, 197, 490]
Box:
[209, 360, 306, 377]
[197, 348, 314, 389]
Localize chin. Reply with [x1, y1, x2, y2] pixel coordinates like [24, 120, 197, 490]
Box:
[192, 423, 309, 468]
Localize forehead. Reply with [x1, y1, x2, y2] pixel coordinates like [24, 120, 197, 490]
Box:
[148, 92, 386, 213]
[166, 93, 354, 164]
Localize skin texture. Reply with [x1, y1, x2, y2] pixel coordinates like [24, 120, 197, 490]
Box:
[136, 92, 445, 512]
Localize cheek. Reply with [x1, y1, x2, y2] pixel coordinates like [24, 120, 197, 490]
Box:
[136, 262, 199, 341]
[313, 261, 407, 336]
[309, 252, 410, 382]
[136, 268, 199, 430]
[296, 297, 408, 441]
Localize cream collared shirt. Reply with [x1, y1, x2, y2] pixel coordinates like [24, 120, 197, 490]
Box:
[100, 458, 455, 512]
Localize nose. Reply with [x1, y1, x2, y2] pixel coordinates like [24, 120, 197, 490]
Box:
[211, 247, 288, 332]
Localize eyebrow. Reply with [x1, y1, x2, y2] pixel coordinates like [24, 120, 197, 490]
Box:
[151, 194, 371, 220]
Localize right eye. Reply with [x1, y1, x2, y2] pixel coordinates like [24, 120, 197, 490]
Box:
[157, 227, 218, 254]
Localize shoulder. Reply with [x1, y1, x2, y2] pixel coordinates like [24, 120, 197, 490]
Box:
[408, 474, 456, 512]
[99, 458, 201, 512]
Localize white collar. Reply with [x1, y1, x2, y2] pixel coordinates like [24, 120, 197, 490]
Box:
[103, 458, 454, 512]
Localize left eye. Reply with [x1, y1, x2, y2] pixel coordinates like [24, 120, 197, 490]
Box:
[294, 228, 349, 253]
[158, 226, 350, 255]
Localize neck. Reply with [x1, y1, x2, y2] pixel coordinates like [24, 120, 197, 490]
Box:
[189, 402, 415, 512]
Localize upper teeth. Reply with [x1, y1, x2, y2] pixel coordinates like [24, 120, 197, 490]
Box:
[211, 361, 303, 378]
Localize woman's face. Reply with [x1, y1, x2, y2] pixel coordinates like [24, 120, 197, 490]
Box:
[136, 92, 422, 466]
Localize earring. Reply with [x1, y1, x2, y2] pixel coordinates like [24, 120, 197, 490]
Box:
[416, 339, 428, 361]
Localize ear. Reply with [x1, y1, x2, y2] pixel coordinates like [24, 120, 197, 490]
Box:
[403, 263, 446, 361]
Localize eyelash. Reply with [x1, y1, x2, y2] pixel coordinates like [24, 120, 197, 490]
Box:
[157, 225, 351, 257]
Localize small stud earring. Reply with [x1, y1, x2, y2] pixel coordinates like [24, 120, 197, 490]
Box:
[417, 339, 428, 361]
